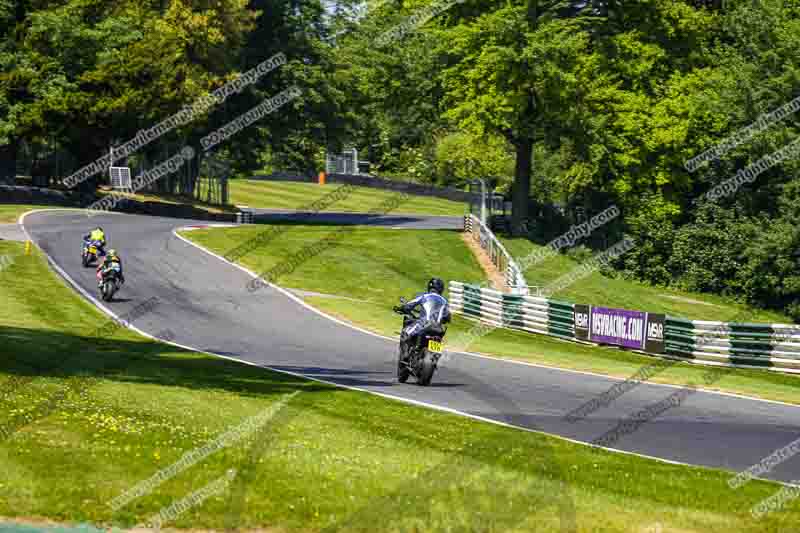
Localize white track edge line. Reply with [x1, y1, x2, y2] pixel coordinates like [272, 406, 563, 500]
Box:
[171, 228, 398, 342]
[17, 208, 800, 488]
[173, 223, 800, 412]
[20, 208, 800, 409]
[19, 210, 705, 472]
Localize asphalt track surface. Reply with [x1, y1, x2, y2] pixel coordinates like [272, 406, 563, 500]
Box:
[22, 209, 800, 484]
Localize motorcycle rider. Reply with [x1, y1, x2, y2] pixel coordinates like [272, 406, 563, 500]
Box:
[96, 248, 124, 287]
[83, 227, 106, 255]
[393, 277, 451, 359]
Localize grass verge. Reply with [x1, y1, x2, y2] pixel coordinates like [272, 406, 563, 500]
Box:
[3, 243, 800, 532]
[185, 225, 800, 406]
[229, 179, 466, 216]
[0, 204, 60, 224]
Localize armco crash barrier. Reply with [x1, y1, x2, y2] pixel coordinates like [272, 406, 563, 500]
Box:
[449, 281, 800, 373]
[665, 317, 800, 371]
[450, 282, 575, 340]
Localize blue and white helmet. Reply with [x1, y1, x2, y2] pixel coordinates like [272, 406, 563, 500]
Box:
[427, 277, 445, 295]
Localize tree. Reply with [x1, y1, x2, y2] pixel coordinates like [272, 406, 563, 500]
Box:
[2, 0, 256, 187]
[438, 1, 614, 235]
[328, 0, 453, 178]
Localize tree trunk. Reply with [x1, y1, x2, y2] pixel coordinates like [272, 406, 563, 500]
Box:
[0, 140, 16, 185]
[511, 137, 533, 237]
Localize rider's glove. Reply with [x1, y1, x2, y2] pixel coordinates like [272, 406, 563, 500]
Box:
[393, 305, 403, 313]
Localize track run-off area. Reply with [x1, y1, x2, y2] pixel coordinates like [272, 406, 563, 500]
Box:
[21, 209, 800, 484]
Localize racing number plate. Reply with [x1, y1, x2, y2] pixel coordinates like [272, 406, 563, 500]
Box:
[427, 340, 443, 353]
[88, 246, 97, 254]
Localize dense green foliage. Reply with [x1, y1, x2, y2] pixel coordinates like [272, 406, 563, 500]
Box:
[0, 0, 341, 182]
[2, 0, 799, 318]
[331, 0, 800, 320]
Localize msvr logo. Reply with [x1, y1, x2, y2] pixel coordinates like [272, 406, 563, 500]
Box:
[647, 321, 663, 340]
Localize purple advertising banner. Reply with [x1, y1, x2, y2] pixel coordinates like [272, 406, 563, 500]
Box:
[589, 306, 647, 350]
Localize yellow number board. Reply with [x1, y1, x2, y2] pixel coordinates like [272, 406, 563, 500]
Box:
[427, 340, 443, 353]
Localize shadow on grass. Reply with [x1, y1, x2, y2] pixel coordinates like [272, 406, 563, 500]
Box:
[111, 196, 237, 221]
[0, 324, 331, 400]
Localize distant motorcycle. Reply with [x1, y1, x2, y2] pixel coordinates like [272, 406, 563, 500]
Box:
[97, 264, 122, 301]
[82, 240, 104, 267]
[393, 297, 447, 386]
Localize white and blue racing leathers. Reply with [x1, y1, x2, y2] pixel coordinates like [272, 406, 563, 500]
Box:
[400, 292, 451, 340]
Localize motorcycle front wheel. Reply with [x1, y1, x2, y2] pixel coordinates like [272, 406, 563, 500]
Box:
[397, 344, 410, 383]
[101, 281, 113, 301]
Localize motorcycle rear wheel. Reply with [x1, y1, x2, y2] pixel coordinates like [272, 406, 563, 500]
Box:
[417, 349, 436, 386]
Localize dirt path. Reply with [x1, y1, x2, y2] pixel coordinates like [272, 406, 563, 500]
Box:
[461, 232, 509, 293]
[660, 294, 723, 307]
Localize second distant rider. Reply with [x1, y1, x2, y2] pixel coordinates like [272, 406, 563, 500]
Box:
[97, 248, 125, 287]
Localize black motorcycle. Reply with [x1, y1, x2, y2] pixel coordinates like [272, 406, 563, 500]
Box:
[98, 264, 122, 302]
[393, 297, 447, 386]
